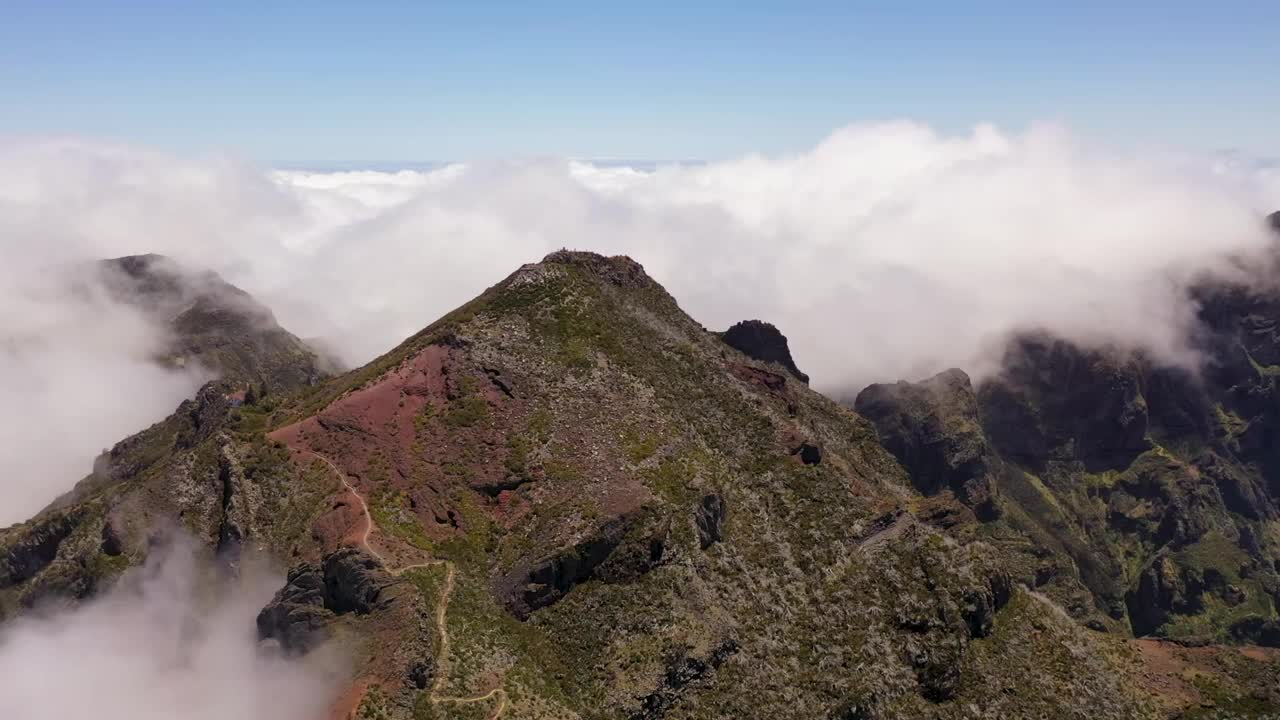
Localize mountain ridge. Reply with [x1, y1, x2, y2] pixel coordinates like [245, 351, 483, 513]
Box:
[3, 248, 1280, 718]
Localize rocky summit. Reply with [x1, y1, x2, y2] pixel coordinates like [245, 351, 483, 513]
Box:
[98, 253, 332, 389]
[5, 247, 1280, 719]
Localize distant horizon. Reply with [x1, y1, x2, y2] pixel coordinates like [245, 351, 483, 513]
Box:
[4, 3, 1277, 160]
[271, 158, 700, 173]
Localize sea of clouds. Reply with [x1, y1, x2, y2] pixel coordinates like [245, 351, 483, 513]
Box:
[1, 121, 1279, 523]
[0, 119, 1279, 719]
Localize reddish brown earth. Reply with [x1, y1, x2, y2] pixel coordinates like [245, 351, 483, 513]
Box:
[268, 344, 521, 556]
[327, 678, 370, 720]
[1133, 638, 1280, 716]
[270, 342, 534, 719]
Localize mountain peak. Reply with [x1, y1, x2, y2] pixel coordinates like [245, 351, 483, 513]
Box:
[538, 249, 653, 288]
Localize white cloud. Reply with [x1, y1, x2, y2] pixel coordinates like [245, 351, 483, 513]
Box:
[0, 263, 207, 525]
[0, 537, 340, 720]
[1, 122, 1278, 523]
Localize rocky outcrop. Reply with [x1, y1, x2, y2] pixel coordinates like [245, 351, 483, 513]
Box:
[501, 512, 668, 619]
[256, 564, 334, 654]
[978, 335, 1150, 473]
[0, 512, 78, 589]
[99, 518, 124, 556]
[1230, 615, 1280, 646]
[855, 369, 998, 518]
[1127, 555, 1199, 637]
[629, 639, 739, 720]
[695, 494, 725, 549]
[963, 573, 1014, 640]
[257, 547, 394, 653]
[541, 250, 654, 289]
[322, 547, 392, 614]
[720, 320, 809, 383]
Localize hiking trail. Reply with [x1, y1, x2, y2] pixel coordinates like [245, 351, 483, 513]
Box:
[305, 449, 509, 720]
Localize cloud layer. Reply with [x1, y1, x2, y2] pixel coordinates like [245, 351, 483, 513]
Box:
[1, 122, 1278, 523]
[0, 262, 207, 524]
[0, 537, 340, 720]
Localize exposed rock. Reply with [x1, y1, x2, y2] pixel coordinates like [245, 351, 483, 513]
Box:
[978, 335, 1150, 472]
[1229, 615, 1280, 646]
[0, 513, 78, 589]
[322, 547, 391, 615]
[694, 493, 726, 549]
[720, 320, 809, 383]
[541, 250, 653, 288]
[855, 369, 998, 518]
[256, 563, 335, 654]
[215, 450, 245, 559]
[484, 366, 515, 398]
[1198, 452, 1273, 521]
[789, 440, 822, 465]
[473, 474, 533, 497]
[832, 701, 878, 720]
[257, 548, 395, 653]
[963, 572, 1014, 639]
[727, 362, 797, 414]
[1127, 554, 1200, 637]
[629, 639, 738, 720]
[407, 658, 435, 690]
[100, 519, 123, 557]
[501, 512, 667, 619]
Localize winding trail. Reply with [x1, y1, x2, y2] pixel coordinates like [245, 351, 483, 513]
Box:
[303, 450, 509, 720]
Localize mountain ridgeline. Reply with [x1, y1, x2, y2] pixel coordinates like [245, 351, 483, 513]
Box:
[4, 238, 1280, 719]
[98, 253, 333, 389]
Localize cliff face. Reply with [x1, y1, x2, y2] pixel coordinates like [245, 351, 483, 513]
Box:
[4, 249, 1280, 719]
[99, 253, 330, 390]
[851, 226, 1280, 649]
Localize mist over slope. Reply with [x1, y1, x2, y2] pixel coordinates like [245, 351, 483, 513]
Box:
[0, 261, 208, 524]
[0, 537, 339, 720]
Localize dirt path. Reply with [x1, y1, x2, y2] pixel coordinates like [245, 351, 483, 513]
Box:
[303, 450, 508, 720]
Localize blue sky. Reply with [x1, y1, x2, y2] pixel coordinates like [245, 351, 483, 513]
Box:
[1, 1, 1276, 164]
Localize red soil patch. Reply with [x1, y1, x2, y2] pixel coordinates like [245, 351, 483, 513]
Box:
[270, 344, 529, 555]
[1133, 638, 1280, 714]
[326, 678, 370, 720]
[1134, 639, 1201, 711]
[311, 487, 371, 553]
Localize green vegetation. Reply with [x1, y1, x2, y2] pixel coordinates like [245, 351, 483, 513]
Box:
[368, 488, 433, 551]
[358, 685, 392, 720]
[445, 376, 490, 429]
[623, 427, 661, 463]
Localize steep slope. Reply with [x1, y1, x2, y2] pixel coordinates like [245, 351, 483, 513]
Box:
[256, 251, 1163, 719]
[850, 220, 1280, 649]
[98, 253, 331, 389]
[5, 250, 1265, 719]
[0, 254, 331, 611]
